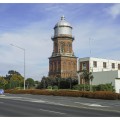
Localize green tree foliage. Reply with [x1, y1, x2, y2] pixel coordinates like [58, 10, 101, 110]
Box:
[26, 78, 35, 89]
[8, 70, 21, 75]
[10, 74, 24, 88]
[73, 84, 90, 91]
[81, 70, 94, 91]
[37, 76, 78, 89]
[81, 70, 94, 83]
[96, 83, 114, 92]
[0, 76, 8, 89]
[3, 70, 24, 89]
[73, 83, 114, 92]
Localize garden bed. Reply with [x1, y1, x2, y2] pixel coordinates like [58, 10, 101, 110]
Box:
[5, 89, 120, 100]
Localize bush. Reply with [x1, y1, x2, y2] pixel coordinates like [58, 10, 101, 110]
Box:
[52, 85, 58, 90]
[73, 83, 114, 92]
[96, 83, 114, 92]
[4, 89, 120, 100]
[73, 84, 84, 91]
[93, 91, 118, 100]
[118, 94, 120, 99]
[47, 86, 52, 90]
[73, 84, 90, 91]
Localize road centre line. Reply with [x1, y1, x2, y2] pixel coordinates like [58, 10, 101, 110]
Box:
[39, 108, 66, 115]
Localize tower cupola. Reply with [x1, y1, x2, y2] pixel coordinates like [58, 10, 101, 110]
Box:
[54, 16, 72, 37]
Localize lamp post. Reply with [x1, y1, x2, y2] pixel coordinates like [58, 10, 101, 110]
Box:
[10, 44, 26, 90]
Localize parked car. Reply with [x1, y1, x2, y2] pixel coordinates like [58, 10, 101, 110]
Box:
[0, 89, 4, 95]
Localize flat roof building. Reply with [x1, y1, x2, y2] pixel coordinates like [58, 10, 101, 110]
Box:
[78, 57, 120, 93]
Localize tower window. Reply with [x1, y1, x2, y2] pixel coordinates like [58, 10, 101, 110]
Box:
[67, 42, 71, 52]
[93, 61, 97, 67]
[60, 42, 65, 53]
[103, 62, 107, 68]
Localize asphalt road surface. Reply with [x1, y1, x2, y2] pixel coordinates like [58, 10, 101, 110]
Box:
[0, 93, 120, 117]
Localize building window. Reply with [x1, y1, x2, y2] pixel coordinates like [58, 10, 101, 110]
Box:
[118, 64, 120, 70]
[112, 63, 115, 69]
[103, 62, 106, 68]
[82, 63, 86, 70]
[93, 61, 97, 67]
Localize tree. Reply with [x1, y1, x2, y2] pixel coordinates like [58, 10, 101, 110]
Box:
[38, 76, 47, 89]
[66, 77, 78, 89]
[8, 70, 21, 76]
[4, 70, 24, 89]
[25, 78, 35, 89]
[89, 73, 94, 91]
[0, 76, 8, 89]
[37, 76, 78, 90]
[10, 74, 24, 88]
[34, 80, 40, 88]
[81, 70, 94, 91]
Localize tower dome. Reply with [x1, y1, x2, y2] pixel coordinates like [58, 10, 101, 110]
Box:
[54, 16, 72, 37]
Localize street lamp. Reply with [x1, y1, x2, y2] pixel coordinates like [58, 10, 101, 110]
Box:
[10, 44, 26, 90]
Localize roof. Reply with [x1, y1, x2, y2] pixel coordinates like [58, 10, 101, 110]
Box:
[54, 16, 72, 28]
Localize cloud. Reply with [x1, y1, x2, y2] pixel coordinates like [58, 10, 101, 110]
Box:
[105, 4, 120, 19]
[72, 19, 120, 60]
[0, 21, 53, 80]
[1, 4, 120, 80]
[1, 16, 120, 80]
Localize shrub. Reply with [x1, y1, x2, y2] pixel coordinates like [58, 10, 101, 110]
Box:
[96, 83, 114, 92]
[4, 89, 120, 100]
[47, 86, 52, 90]
[52, 85, 58, 90]
[73, 84, 89, 91]
[93, 91, 118, 100]
[73, 84, 84, 91]
[73, 83, 114, 92]
[117, 94, 120, 100]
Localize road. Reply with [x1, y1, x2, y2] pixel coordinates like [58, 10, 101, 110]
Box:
[0, 93, 120, 117]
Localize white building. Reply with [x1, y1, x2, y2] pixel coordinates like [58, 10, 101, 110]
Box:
[78, 57, 120, 93]
[79, 57, 120, 72]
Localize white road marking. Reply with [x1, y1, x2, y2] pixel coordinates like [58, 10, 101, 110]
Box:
[0, 96, 66, 107]
[0, 96, 47, 103]
[0, 95, 5, 96]
[0, 95, 109, 108]
[75, 102, 108, 107]
[29, 100, 46, 103]
[39, 108, 66, 115]
[44, 101, 65, 106]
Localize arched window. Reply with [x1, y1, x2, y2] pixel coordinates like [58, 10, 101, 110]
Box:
[67, 42, 71, 52]
[60, 42, 65, 53]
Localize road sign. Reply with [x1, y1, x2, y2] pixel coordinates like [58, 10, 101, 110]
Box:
[0, 89, 4, 95]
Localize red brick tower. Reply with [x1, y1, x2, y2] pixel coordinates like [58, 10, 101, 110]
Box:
[49, 16, 77, 78]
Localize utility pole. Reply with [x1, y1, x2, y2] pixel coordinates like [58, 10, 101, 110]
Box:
[89, 38, 92, 57]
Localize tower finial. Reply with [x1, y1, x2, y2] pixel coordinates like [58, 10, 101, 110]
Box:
[61, 15, 65, 20]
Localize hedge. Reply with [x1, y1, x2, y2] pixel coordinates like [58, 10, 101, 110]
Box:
[5, 89, 120, 100]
